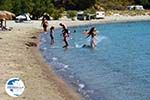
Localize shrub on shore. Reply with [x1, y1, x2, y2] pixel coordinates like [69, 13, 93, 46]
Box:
[50, 8, 64, 20]
[106, 10, 150, 16]
[67, 10, 77, 20]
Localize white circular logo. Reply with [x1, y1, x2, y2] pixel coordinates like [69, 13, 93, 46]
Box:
[5, 77, 25, 97]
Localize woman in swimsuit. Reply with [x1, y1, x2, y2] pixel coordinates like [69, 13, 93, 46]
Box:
[41, 17, 48, 32]
[85, 27, 97, 48]
[59, 23, 70, 48]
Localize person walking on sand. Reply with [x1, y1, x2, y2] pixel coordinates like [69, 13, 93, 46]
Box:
[84, 27, 97, 48]
[59, 23, 70, 48]
[49, 26, 55, 45]
[41, 17, 48, 32]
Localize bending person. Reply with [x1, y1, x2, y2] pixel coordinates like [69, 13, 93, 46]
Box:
[59, 23, 70, 48]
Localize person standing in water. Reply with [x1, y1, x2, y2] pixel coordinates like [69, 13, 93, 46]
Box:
[84, 27, 97, 48]
[41, 17, 48, 32]
[49, 26, 55, 45]
[59, 23, 70, 48]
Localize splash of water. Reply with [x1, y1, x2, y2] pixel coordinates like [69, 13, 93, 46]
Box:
[75, 35, 107, 48]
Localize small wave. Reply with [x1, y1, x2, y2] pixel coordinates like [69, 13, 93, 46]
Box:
[52, 57, 58, 61]
[69, 75, 74, 78]
[43, 32, 48, 34]
[43, 47, 47, 50]
[79, 83, 85, 89]
[64, 65, 69, 69]
[40, 47, 47, 52]
[75, 35, 107, 48]
[75, 43, 83, 48]
[50, 46, 60, 49]
[41, 38, 46, 42]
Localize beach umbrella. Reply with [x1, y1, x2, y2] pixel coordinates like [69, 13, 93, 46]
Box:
[0, 11, 15, 28]
[0, 11, 7, 20]
[3, 11, 15, 20]
[0, 11, 15, 20]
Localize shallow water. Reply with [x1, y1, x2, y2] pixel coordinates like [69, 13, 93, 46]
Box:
[40, 21, 150, 100]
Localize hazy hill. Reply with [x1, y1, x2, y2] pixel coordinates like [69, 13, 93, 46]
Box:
[0, 0, 149, 19]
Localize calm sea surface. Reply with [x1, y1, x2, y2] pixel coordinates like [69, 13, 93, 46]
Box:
[40, 21, 150, 100]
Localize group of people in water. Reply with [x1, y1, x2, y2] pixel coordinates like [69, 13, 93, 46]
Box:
[41, 17, 97, 48]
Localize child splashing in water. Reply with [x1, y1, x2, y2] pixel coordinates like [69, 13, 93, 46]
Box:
[84, 27, 97, 48]
[49, 26, 55, 45]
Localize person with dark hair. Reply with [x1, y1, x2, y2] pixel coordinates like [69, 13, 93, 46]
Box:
[0, 19, 3, 28]
[84, 27, 97, 48]
[41, 17, 48, 32]
[59, 23, 70, 48]
[49, 26, 55, 45]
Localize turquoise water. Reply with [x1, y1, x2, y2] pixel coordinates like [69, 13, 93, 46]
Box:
[40, 21, 150, 100]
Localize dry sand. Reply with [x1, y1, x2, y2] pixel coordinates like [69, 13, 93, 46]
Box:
[0, 15, 150, 100]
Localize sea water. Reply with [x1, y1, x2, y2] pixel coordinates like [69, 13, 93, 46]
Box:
[40, 21, 150, 100]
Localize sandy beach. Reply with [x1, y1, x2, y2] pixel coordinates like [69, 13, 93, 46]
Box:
[0, 22, 82, 100]
[0, 15, 150, 100]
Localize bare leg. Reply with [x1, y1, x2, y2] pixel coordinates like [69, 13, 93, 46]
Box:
[91, 38, 96, 48]
[44, 26, 47, 32]
[51, 39, 54, 45]
[63, 38, 69, 48]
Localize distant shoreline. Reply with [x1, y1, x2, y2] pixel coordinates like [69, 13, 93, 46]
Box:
[7, 15, 150, 28]
[50, 15, 150, 28]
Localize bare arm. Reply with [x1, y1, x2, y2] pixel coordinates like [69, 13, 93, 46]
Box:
[86, 33, 91, 38]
